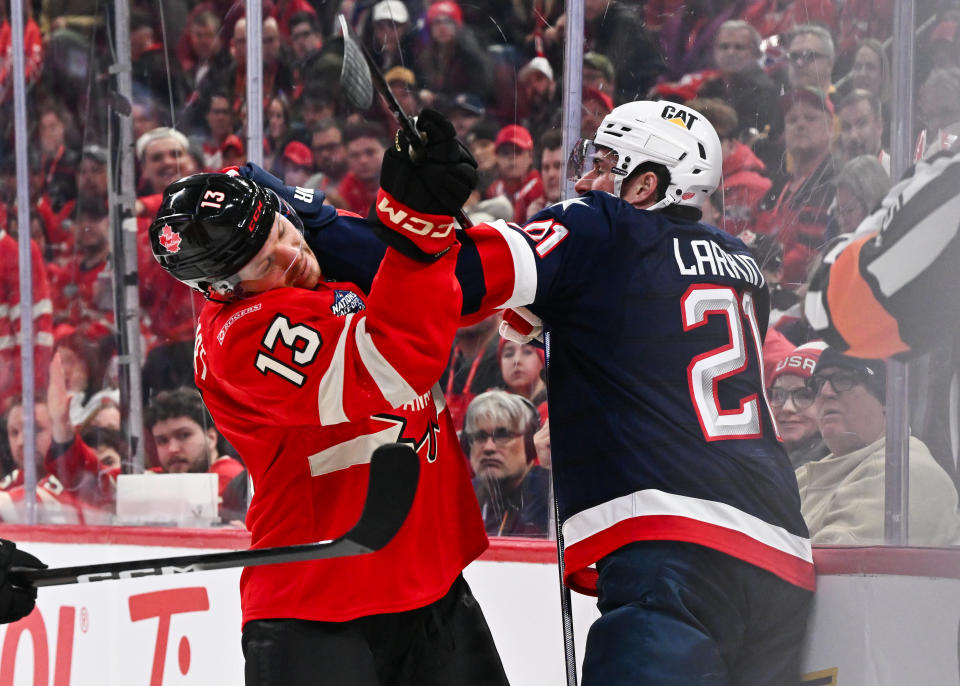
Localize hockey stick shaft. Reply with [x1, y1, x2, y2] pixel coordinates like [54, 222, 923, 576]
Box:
[338, 15, 473, 228]
[10, 443, 420, 588]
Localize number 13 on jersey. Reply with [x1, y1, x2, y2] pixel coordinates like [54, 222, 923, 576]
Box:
[681, 285, 780, 442]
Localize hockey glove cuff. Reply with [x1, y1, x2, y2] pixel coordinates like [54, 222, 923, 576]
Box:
[0, 538, 45, 624]
[500, 307, 544, 345]
[369, 189, 458, 262]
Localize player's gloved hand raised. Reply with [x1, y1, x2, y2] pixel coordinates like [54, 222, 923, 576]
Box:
[0, 538, 45, 624]
[371, 109, 478, 261]
[228, 163, 339, 231]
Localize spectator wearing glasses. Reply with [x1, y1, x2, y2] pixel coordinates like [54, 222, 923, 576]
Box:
[784, 24, 837, 102]
[767, 341, 829, 469]
[795, 348, 960, 545]
[463, 391, 550, 537]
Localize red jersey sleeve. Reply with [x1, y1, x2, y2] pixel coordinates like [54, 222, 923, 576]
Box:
[198, 247, 463, 426]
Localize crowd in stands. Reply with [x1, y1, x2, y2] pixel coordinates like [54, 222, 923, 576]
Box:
[1, 0, 960, 543]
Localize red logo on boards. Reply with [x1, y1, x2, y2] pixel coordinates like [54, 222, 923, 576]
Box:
[159, 225, 182, 253]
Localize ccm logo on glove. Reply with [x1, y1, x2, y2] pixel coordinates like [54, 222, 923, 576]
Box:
[377, 192, 456, 238]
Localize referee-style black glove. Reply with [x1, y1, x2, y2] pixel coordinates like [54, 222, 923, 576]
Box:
[0, 538, 45, 624]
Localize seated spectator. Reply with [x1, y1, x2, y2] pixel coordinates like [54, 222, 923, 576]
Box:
[486, 124, 545, 224]
[583, 51, 616, 101]
[200, 91, 238, 170]
[446, 92, 486, 141]
[0, 393, 97, 524]
[34, 101, 79, 213]
[516, 56, 560, 145]
[915, 67, 960, 160]
[130, 9, 186, 112]
[847, 39, 889, 107]
[364, 0, 414, 73]
[0, 215, 52, 411]
[698, 20, 783, 145]
[40, 144, 109, 264]
[381, 66, 421, 131]
[464, 390, 550, 537]
[48, 198, 114, 334]
[836, 0, 892, 68]
[336, 121, 386, 215]
[288, 11, 323, 89]
[836, 89, 889, 172]
[796, 348, 960, 545]
[782, 24, 838, 102]
[136, 127, 196, 196]
[755, 87, 838, 285]
[145, 389, 244, 499]
[498, 340, 546, 405]
[832, 155, 891, 235]
[768, 341, 830, 468]
[177, 9, 224, 92]
[264, 94, 294, 176]
[280, 140, 315, 187]
[307, 118, 347, 189]
[53, 329, 116, 427]
[525, 129, 564, 219]
[442, 314, 503, 431]
[221, 135, 246, 168]
[581, 87, 613, 138]
[1, 396, 52, 491]
[413, 0, 492, 105]
[466, 119, 500, 197]
[927, 18, 960, 72]
[688, 97, 772, 234]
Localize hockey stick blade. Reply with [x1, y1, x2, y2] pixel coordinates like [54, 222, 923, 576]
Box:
[337, 14, 472, 228]
[9, 443, 420, 588]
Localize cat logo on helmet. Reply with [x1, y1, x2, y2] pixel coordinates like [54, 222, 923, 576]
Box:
[659, 104, 699, 130]
[158, 225, 182, 253]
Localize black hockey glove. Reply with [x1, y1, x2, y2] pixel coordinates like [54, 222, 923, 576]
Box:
[370, 109, 478, 261]
[0, 538, 45, 623]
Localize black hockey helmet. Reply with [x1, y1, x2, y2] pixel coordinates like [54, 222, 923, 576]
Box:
[149, 173, 299, 301]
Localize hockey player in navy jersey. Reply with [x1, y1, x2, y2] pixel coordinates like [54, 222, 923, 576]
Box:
[235, 100, 814, 685]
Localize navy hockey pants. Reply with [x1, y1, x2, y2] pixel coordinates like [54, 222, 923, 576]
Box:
[582, 541, 813, 686]
[241, 575, 509, 686]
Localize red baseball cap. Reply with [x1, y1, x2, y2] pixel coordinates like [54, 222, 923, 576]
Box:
[582, 86, 613, 114]
[283, 140, 313, 168]
[427, 0, 462, 26]
[495, 124, 534, 151]
[221, 134, 244, 154]
[768, 341, 828, 386]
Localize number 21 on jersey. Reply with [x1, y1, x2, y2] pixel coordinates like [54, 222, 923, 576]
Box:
[681, 285, 779, 442]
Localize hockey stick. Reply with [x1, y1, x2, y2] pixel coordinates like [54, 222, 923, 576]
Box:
[337, 14, 473, 228]
[9, 443, 419, 588]
[545, 331, 578, 686]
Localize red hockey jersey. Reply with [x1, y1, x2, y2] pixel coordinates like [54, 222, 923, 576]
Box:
[194, 247, 489, 624]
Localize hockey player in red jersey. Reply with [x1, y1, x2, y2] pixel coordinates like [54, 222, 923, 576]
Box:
[259, 101, 814, 686]
[148, 111, 509, 686]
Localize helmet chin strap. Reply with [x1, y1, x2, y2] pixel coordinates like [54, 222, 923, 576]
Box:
[645, 195, 679, 212]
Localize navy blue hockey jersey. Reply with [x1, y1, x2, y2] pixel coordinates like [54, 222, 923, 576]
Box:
[240, 166, 815, 594]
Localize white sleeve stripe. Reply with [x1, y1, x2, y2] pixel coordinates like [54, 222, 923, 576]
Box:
[866, 182, 960, 297]
[36, 332, 54, 347]
[355, 316, 418, 407]
[308, 423, 404, 477]
[487, 219, 539, 308]
[316, 313, 353, 426]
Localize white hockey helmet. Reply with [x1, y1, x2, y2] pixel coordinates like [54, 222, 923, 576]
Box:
[591, 100, 722, 211]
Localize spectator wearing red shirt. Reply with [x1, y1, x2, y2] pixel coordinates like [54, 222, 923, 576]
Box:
[336, 121, 386, 215]
[486, 124, 545, 225]
[202, 91, 238, 171]
[280, 140, 315, 187]
[742, 0, 837, 41]
[688, 97, 772, 234]
[755, 87, 838, 285]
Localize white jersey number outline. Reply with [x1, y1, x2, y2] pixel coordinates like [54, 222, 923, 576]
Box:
[681, 285, 775, 441]
[254, 314, 322, 386]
